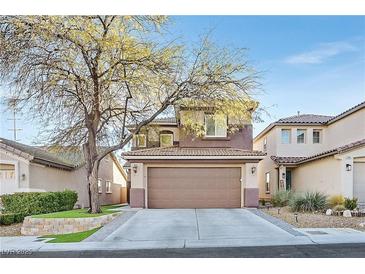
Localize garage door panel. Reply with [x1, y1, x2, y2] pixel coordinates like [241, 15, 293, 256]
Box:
[148, 167, 241, 208]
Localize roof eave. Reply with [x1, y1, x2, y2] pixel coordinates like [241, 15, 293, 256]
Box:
[123, 155, 265, 160]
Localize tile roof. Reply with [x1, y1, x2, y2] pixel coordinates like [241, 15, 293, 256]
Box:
[0, 138, 76, 169]
[254, 101, 365, 141]
[271, 139, 365, 165]
[276, 114, 333, 124]
[123, 146, 266, 158]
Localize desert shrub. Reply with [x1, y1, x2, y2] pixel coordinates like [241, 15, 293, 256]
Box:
[344, 197, 358, 210]
[0, 213, 15, 225]
[271, 190, 293, 207]
[328, 195, 345, 208]
[333, 204, 346, 212]
[289, 192, 327, 212]
[0, 190, 78, 217]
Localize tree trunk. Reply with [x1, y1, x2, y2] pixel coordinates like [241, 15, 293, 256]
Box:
[83, 131, 102, 214]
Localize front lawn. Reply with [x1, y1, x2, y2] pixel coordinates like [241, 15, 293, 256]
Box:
[39, 227, 101, 243]
[32, 204, 122, 218]
[262, 206, 365, 232]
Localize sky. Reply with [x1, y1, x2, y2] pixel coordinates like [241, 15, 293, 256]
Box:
[0, 16, 364, 145]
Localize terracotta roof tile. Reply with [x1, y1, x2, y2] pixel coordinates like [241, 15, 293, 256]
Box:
[271, 139, 365, 165]
[276, 114, 333, 124]
[123, 146, 266, 158]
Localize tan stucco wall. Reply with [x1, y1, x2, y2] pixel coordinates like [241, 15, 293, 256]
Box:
[1, 151, 126, 208]
[326, 108, 365, 150]
[291, 156, 342, 196]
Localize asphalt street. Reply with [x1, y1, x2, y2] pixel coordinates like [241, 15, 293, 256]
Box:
[2, 243, 365, 258]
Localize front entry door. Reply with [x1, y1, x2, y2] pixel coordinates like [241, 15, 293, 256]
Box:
[286, 170, 292, 190]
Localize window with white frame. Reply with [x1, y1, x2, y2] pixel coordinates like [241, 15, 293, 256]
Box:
[205, 114, 227, 137]
[0, 163, 15, 180]
[281, 129, 291, 144]
[133, 134, 146, 148]
[105, 180, 112, 193]
[265, 172, 270, 194]
[263, 137, 267, 151]
[313, 129, 322, 144]
[160, 133, 173, 147]
[98, 178, 102, 193]
[297, 129, 306, 144]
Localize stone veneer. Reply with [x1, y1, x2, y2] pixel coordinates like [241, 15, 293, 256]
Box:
[21, 212, 121, 236]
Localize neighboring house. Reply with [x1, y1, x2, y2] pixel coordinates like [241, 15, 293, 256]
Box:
[123, 105, 265, 209]
[0, 138, 128, 208]
[253, 102, 365, 204]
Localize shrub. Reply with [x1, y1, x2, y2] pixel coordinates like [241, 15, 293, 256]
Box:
[0, 190, 78, 217]
[344, 197, 358, 210]
[333, 204, 346, 212]
[271, 190, 293, 207]
[0, 213, 15, 225]
[328, 195, 345, 208]
[289, 192, 327, 212]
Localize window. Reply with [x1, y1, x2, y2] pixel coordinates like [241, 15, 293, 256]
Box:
[297, 129, 306, 144]
[205, 114, 227, 137]
[281, 129, 291, 144]
[265, 172, 270, 194]
[160, 134, 173, 147]
[98, 178, 102, 193]
[0, 163, 15, 180]
[313, 129, 322, 144]
[105, 180, 112, 193]
[263, 137, 267, 151]
[134, 134, 146, 148]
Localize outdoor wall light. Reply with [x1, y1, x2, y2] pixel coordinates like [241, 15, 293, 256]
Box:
[251, 166, 256, 175]
[346, 164, 352, 171]
[282, 172, 286, 179]
[132, 165, 138, 173]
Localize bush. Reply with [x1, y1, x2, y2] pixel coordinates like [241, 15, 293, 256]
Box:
[289, 192, 327, 212]
[271, 190, 293, 207]
[344, 197, 358, 210]
[333, 204, 346, 212]
[328, 195, 345, 208]
[0, 190, 78, 217]
[0, 213, 15, 225]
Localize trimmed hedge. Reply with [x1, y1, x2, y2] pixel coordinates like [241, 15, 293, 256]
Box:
[0, 190, 78, 220]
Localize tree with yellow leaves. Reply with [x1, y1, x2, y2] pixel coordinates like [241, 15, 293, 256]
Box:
[0, 16, 260, 213]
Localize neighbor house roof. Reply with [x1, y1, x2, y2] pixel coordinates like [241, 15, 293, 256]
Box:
[271, 139, 365, 166]
[0, 138, 75, 170]
[123, 146, 266, 160]
[0, 138, 126, 177]
[254, 101, 365, 141]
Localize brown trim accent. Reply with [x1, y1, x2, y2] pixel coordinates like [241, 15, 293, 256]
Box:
[202, 137, 231, 141]
[130, 188, 145, 208]
[244, 188, 259, 207]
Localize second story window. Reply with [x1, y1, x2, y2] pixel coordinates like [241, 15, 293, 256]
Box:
[263, 137, 267, 151]
[297, 129, 306, 144]
[160, 133, 173, 147]
[133, 134, 146, 148]
[313, 129, 322, 144]
[281, 129, 291, 144]
[205, 114, 227, 137]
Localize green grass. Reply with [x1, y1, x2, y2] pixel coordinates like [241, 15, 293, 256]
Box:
[40, 227, 101, 243]
[32, 204, 122, 218]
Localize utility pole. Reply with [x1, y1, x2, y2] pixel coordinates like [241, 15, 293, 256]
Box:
[7, 98, 22, 141]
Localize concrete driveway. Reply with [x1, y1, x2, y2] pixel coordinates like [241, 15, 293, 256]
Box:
[102, 209, 312, 248]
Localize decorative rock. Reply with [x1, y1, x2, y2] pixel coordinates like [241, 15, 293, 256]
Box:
[343, 210, 352, 218]
[359, 223, 365, 228]
[325, 209, 333, 216]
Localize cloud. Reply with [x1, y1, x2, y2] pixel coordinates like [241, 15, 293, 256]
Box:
[285, 41, 357, 64]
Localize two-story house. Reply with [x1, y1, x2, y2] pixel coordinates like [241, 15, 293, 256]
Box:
[253, 101, 365, 204]
[123, 105, 265, 208]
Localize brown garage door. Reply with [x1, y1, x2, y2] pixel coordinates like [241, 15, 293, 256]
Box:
[147, 167, 241, 208]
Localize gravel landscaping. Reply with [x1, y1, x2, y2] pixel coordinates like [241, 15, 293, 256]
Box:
[262, 207, 365, 232]
[0, 223, 23, 236]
